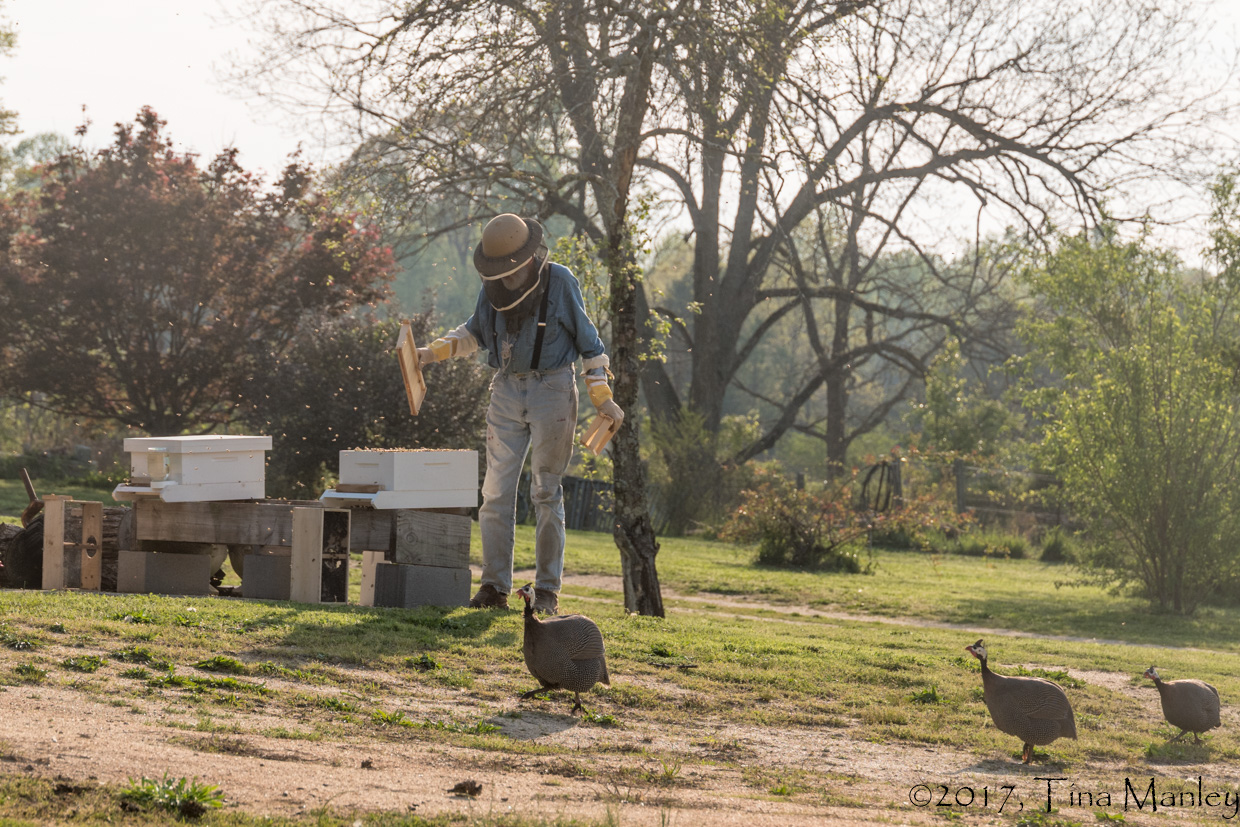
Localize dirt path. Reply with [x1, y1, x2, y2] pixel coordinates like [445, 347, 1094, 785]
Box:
[1, 574, 1234, 825]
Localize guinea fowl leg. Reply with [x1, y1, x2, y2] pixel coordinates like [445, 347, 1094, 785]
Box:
[1021, 743, 1032, 764]
[520, 688, 549, 700]
[571, 694, 584, 714]
[1169, 730, 1186, 743]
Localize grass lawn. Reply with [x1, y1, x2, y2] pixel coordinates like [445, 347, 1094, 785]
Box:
[0, 476, 119, 525]
[1, 477, 1237, 825]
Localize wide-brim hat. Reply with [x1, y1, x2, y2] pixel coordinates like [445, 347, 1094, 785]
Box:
[473, 214, 545, 278]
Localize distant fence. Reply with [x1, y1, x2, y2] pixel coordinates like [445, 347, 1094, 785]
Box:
[857, 457, 1069, 534]
[515, 472, 670, 534]
[950, 459, 1069, 531]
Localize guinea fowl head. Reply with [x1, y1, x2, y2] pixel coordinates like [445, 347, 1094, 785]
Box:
[514, 583, 535, 606]
[1143, 666, 1160, 682]
[965, 639, 987, 662]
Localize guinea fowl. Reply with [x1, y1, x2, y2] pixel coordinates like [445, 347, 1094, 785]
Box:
[965, 639, 1077, 764]
[514, 583, 610, 713]
[1144, 666, 1221, 743]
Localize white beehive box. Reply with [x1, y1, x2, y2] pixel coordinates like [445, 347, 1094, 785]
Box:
[112, 435, 272, 503]
[321, 449, 478, 509]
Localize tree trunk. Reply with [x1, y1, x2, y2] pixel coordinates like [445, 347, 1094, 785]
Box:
[608, 241, 664, 617]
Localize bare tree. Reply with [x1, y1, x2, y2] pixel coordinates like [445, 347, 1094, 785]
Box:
[635, 0, 1226, 474]
[231, 0, 1228, 536]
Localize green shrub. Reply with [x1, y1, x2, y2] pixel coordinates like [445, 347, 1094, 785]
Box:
[120, 774, 224, 819]
[865, 488, 972, 553]
[1039, 527, 1078, 562]
[951, 530, 1028, 559]
[721, 471, 871, 572]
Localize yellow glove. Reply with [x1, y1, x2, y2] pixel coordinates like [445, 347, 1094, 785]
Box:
[418, 325, 478, 365]
[585, 369, 625, 426]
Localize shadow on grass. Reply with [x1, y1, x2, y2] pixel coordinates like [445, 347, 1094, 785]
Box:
[1144, 736, 1216, 764]
[487, 709, 579, 741]
[947, 591, 1240, 652]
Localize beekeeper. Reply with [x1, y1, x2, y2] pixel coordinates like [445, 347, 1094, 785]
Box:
[417, 214, 623, 615]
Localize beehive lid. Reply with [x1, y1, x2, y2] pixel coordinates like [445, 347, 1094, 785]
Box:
[123, 435, 273, 454]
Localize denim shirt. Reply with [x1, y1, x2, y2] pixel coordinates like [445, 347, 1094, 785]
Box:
[465, 262, 606, 374]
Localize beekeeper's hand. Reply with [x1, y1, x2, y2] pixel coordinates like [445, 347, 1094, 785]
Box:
[597, 398, 625, 427]
[585, 369, 625, 427]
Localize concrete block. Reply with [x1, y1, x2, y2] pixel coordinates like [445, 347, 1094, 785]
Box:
[242, 551, 291, 601]
[373, 562, 470, 609]
[117, 550, 212, 596]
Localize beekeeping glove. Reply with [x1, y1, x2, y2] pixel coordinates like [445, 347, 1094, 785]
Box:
[584, 363, 624, 427]
[417, 324, 479, 365]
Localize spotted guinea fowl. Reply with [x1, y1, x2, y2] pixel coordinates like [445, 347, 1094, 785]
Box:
[965, 639, 1077, 764]
[514, 583, 610, 713]
[1144, 666, 1221, 743]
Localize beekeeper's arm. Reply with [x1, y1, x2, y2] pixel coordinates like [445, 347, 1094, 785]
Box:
[416, 324, 479, 365]
[582, 355, 624, 426]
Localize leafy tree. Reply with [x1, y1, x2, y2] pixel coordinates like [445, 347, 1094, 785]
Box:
[0, 2, 18, 172]
[905, 338, 1020, 460]
[1018, 225, 1240, 614]
[0, 108, 394, 435]
[238, 314, 490, 497]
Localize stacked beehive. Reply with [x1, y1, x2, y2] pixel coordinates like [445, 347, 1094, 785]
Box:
[322, 449, 478, 609]
[111, 435, 272, 595]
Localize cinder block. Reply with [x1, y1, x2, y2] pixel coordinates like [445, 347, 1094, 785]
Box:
[373, 562, 470, 609]
[117, 550, 212, 596]
[242, 552, 291, 601]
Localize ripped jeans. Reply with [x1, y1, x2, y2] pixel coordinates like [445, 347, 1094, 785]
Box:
[478, 365, 578, 595]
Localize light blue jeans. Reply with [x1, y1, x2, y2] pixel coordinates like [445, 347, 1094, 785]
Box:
[478, 365, 578, 595]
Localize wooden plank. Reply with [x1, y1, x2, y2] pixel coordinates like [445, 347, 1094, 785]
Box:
[392, 510, 470, 567]
[79, 501, 104, 591]
[358, 550, 383, 607]
[395, 321, 426, 415]
[334, 482, 382, 494]
[347, 509, 472, 559]
[345, 509, 391, 552]
[134, 500, 323, 546]
[41, 496, 71, 590]
[289, 507, 323, 603]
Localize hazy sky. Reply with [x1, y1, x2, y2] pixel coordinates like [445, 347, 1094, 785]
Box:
[3, 0, 1238, 262]
[4, 0, 307, 176]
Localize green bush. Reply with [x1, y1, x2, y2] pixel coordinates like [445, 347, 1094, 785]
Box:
[1039, 526, 1078, 562]
[721, 471, 871, 572]
[951, 531, 1028, 559]
[865, 488, 972, 553]
[120, 774, 224, 819]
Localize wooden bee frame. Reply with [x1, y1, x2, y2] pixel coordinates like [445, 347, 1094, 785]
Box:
[396, 321, 426, 415]
[581, 415, 619, 455]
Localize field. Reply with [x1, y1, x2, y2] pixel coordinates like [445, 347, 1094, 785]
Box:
[1, 484, 1238, 826]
